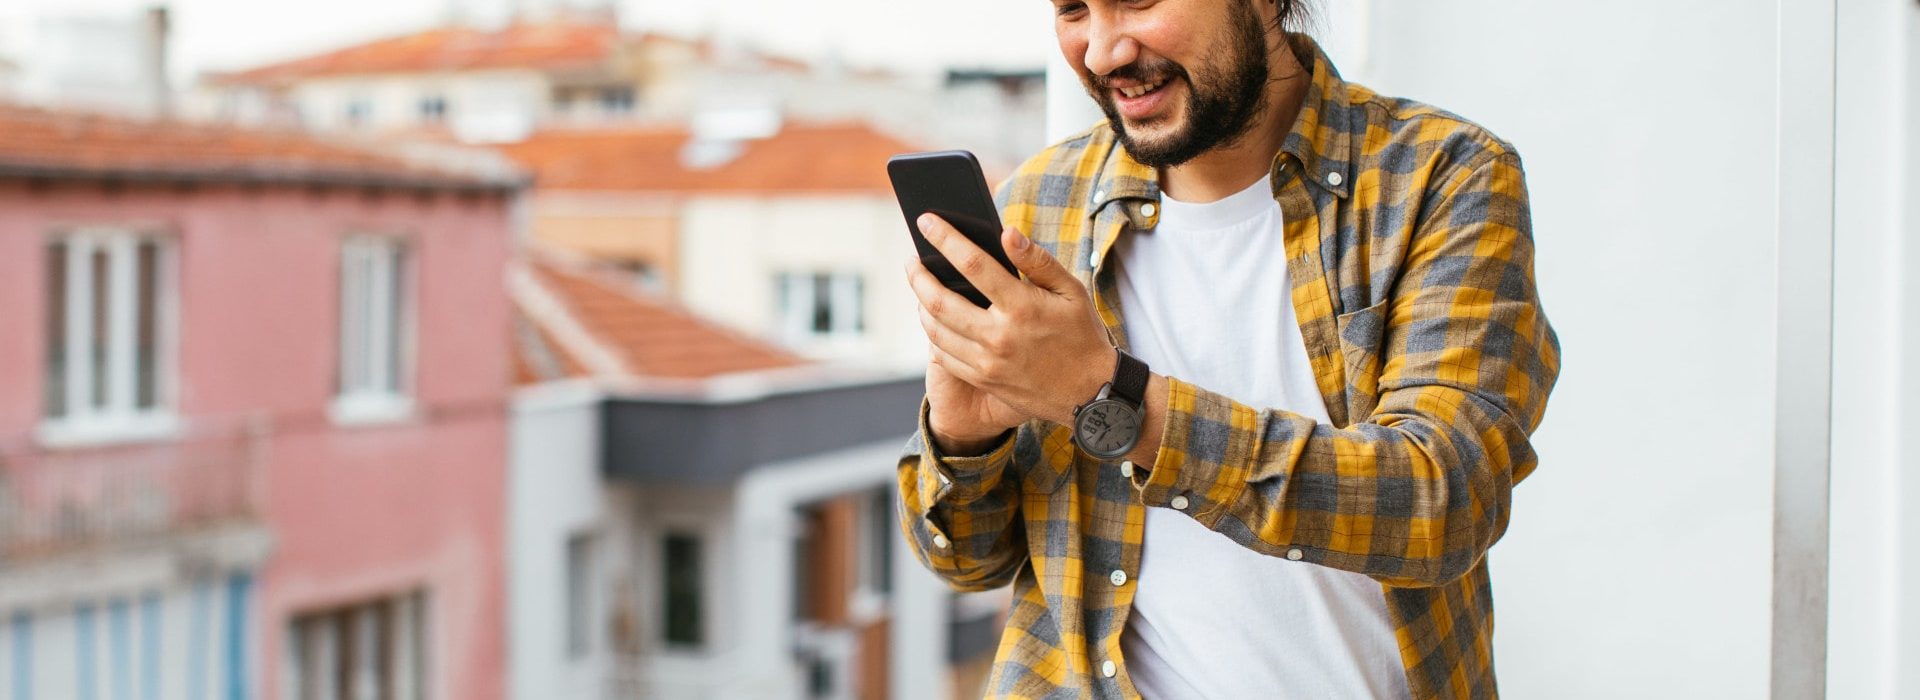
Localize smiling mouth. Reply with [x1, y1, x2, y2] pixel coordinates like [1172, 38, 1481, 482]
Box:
[1115, 77, 1169, 99]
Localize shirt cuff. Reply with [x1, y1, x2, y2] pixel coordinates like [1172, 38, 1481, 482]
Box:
[1128, 377, 1286, 521]
[914, 397, 1016, 508]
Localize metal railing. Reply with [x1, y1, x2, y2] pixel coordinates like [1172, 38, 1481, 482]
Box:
[0, 421, 266, 562]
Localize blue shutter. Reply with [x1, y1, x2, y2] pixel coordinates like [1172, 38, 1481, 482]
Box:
[10, 611, 30, 700]
[222, 574, 251, 700]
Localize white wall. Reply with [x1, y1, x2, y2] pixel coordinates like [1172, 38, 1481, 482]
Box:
[507, 384, 616, 700]
[1348, 2, 1782, 695]
[509, 385, 950, 700]
[287, 69, 551, 141]
[727, 437, 950, 700]
[8, 14, 160, 117]
[1830, 1, 1920, 698]
[679, 195, 925, 368]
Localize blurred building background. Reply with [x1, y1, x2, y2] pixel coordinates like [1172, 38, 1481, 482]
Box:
[0, 0, 1914, 699]
[0, 2, 1035, 699]
[0, 105, 524, 699]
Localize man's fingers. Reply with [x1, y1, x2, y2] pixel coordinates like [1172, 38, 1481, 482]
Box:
[904, 257, 991, 336]
[915, 303, 988, 373]
[1003, 227, 1081, 296]
[924, 328, 990, 391]
[919, 213, 1023, 305]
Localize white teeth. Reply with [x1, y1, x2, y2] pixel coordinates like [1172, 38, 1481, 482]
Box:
[1118, 79, 1165, 99]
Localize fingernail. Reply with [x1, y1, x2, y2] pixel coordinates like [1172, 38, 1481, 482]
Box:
[1012, 232, 1030, 250]
[917, 214, 936, 232]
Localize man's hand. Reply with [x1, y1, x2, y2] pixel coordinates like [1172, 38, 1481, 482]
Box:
[923, 355, 1024, 456]
[905, 213, 1116, 432]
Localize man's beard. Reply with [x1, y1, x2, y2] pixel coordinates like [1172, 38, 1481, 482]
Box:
[1086, 3, 1273, 168]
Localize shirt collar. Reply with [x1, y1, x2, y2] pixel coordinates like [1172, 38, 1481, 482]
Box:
[1088, 33, 1355, 222]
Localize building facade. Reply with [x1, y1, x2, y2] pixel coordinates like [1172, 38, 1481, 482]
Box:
[508, 258, 1001, 700]
[498, 122, 933, 367]
[0, 105, 523, 700]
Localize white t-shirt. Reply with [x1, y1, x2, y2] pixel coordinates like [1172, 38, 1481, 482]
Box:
[1114, 175, 1410, 700]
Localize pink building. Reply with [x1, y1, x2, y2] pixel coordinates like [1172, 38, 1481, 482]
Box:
[0, 105, 523, 700]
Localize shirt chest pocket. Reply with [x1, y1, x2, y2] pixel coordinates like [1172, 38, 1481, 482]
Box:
[1335, 298, 1390, 418]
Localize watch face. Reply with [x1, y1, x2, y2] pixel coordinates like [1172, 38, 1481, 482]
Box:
[1074, 399, 1140, 459]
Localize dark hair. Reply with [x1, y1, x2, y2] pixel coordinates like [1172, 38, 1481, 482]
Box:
[1272, 0, 1313, 34]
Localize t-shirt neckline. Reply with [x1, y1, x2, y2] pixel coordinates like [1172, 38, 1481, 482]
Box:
[1155, 175, 1276, 232]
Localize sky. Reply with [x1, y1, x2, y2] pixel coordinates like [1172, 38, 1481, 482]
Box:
[0, 0, 1060, 84]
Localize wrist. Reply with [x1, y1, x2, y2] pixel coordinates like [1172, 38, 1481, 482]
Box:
[931, 428, 1004, 458]
[928, 419, 1007, 458]
[1063, 345, 1121, 424]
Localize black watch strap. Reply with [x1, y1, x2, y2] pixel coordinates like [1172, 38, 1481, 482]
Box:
[1111, 349, 1148, 408]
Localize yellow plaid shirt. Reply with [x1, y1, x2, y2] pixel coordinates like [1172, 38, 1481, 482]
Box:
[897, 35, 1561, 699]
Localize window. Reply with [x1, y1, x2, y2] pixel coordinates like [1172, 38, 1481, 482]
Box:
[862, 487, 893, 596]
[43, 231, 173, 440]
[344, 98, 372, 127]
[335, 236, 411, 421]
[774, 271, 864, 346]
[599, 86, 635, 116]
[287, 591, 428, 700]
[10, 611, 30, 699]
[418, 95, 448, 124]
[565, 533, 595, 659]
[611, 259, 663, 295]
[662, 532, 703, 648]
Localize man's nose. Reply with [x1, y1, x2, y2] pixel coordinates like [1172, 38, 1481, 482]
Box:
[1082, 16, 1140, 79]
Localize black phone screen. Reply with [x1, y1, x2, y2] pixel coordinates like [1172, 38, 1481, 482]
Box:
[886, 150, 1016, 308]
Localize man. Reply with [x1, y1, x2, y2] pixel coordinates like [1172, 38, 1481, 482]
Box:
[896, 0, 1561, 697]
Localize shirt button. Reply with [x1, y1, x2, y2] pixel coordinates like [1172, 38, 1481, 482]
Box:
[1140, 202, 1157, 218]
[1094, 189, 1107, 201]
[1286, 548, 1304, 561]
[1326, 171, 1343, 187]
[1101, 660, 1117, 678]
[934, 534, 951, 549]
[1119, 461, 1134, 478]
[1169, 495, 1189, 511]
[1110, 569, 1127, 586]
[1089, 250, 1100, 267]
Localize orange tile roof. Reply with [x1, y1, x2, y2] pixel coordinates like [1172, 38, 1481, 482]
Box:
[513, 310, 591, 385]
[216, 23, 810, 85]
[496, 122, 918, 193]
[223, 22, 623, 84]
[0, 105, 520, 189]
[519, 258, 807, 381]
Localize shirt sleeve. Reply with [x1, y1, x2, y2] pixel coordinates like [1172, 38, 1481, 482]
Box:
[1128, 152, 1562, 588]
[895, 398, 1028, 592]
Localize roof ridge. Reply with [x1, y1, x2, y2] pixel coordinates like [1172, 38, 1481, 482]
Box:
[527, 253, 803, 364]
[514, 253, 809, 381]
[508, 261, 634, 378]
[0, 105, 524, 189]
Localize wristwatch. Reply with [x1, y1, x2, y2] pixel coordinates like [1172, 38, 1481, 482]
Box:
[1072, 348, 1149, 460]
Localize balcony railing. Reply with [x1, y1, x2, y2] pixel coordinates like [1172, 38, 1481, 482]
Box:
[0, 421, 266, 562]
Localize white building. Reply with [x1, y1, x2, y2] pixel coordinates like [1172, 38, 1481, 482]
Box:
[498, 121, 935, 367]
[507, 256, 1001, 700]
[196, 13, 1042, 166]
[0, 7, 171, 118]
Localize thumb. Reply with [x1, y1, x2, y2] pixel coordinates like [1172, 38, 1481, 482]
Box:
[1003, 227, 1079, 296]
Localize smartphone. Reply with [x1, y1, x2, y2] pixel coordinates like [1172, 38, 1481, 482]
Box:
[887, 150, 1016, 308]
